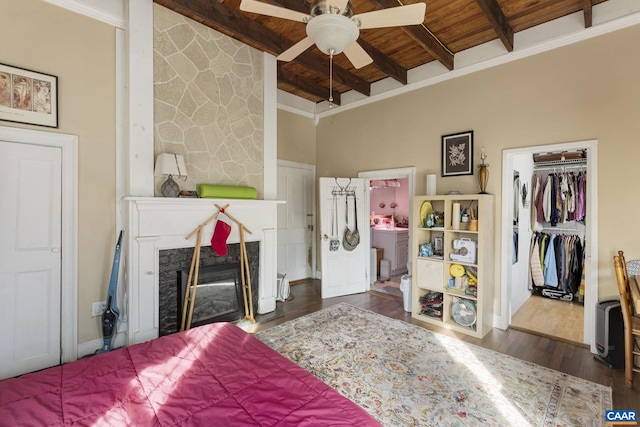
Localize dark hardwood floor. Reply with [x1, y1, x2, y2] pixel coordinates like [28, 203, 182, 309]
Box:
[251, 279, 638, 411]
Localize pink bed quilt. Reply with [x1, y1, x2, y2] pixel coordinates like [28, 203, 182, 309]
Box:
[0, 322, 381, 426]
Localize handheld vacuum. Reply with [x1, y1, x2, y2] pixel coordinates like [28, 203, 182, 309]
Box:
[97, 230, 124, 354]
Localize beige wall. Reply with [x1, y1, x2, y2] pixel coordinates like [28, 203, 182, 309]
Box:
[4, 1, 637, 345]
[1, 0, 116, 343]
[154, 4, 264, 197]
[314, 23, 640, 306]
[277, 109, 317, 164]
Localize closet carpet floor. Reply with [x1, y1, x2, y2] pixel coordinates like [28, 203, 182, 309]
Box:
[510, 294, 585, 346]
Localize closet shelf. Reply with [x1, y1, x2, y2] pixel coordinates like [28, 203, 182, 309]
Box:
[533, 150, 586, 164]
[534, 158, 586, 166]
[533, 163, 587, 172]
[539, 224, 585, 233]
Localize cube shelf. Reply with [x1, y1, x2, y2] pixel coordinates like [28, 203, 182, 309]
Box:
[411, 194, 495, 338]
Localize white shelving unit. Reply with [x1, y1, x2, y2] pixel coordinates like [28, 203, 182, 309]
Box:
[411, 194, 495, 338]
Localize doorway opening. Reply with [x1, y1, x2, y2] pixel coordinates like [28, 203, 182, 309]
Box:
[358, 167, 416, 294]
[500, 140, 598, 353]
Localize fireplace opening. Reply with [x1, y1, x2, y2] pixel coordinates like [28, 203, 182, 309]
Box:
[159, 243, 259, 336]
[177, 263, 243, 328]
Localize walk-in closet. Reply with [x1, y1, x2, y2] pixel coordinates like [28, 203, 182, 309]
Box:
[506, 146, 593, 346]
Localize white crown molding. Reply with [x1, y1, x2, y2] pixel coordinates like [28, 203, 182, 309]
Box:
[279, 0, 640, 119]
[44, 0, 126, 29]
[277, 91, 317, 119]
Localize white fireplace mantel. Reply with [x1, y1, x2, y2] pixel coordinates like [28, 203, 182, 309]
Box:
[124, 197, 282, 345]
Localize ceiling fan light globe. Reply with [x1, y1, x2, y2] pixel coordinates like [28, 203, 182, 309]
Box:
[306, 14, 359, 55]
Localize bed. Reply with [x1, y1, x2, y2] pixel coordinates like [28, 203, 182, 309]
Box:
[0, 322, 380, 426]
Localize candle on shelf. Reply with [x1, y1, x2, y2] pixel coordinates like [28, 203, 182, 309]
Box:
[426, 174, 437, 196]
[452, 202, 461, 230]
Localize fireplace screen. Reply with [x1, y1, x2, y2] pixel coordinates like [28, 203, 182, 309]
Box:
[177, 263, 242, 327]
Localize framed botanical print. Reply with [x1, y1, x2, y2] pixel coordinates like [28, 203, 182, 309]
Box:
[442, 130, 473, 176]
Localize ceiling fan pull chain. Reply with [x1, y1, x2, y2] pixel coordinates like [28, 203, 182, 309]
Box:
[329, 48, 335, 107]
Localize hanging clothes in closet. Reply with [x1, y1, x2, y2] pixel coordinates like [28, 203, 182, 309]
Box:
[528, 232, 584, 300]
[531, 170, 587, 229]
[528, 155, 587, 302]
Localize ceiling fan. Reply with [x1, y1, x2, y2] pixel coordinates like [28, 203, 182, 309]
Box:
[240, 0, 427, 70]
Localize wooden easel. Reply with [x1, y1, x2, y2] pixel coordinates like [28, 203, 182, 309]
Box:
[211, 204, 255, 324]
[180, 204, 255, 331]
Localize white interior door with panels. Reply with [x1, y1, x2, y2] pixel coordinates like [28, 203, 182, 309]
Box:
[277, 160, 315, 281]
[319, 177, 369, 298]
[0, 126, 77, 379]
[0, 140, 62, 379]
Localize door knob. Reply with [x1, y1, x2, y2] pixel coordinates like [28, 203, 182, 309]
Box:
[322, 233, 328, 240]
[51, 247, 60, 253]
[307, 224, 314, 231]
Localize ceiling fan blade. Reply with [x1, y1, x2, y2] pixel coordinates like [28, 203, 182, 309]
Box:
[343, 42, 373, 69]
[277, 37, 315, 62]
[240, 0, 310, 22]
[354, 2, 426, 30]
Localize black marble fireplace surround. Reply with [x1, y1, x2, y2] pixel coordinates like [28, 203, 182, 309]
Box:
[158, 242, 259, 336]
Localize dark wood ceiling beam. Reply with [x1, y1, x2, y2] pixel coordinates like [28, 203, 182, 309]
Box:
[358, 38, 408, 85]
[583, 0, 593, 28]
[475, 0, 514, 52]
[155, 0, 370, 96]
[155, 0, 289, 53]
[369, 0, 454, 71]
[278, 65, 341, 105]
[402, 26, 454, 70]
[296, 51, 371, 96]
[266, 0, 310, 15]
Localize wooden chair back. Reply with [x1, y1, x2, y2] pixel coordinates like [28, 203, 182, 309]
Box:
[613, 250, 640, 388]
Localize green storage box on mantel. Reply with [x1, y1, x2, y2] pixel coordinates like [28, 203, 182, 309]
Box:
[196, 184, 257, 199]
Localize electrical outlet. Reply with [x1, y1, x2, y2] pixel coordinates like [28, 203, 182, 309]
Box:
[91, 301, 106, 317]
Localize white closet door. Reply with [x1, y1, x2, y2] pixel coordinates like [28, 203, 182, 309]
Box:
[0, 140, 62, 380]
[277, 163, 314, 281]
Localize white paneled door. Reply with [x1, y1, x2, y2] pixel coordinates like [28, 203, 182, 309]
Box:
[0, 140, 62, 380]
[319, 177, 368, 298]
[277, 162, 315, 282]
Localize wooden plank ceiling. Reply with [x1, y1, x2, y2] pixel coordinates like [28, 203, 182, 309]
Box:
[154, 0, 606, 106]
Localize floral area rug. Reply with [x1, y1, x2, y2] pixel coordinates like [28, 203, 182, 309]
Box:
[255, 303, 611, 427]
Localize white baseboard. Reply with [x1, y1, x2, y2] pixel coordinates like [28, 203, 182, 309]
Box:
[77, 332, 127, 358]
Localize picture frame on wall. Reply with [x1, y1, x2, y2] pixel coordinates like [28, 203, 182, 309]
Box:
[442, 130, 473, 176]
[0, 63, 58, 128]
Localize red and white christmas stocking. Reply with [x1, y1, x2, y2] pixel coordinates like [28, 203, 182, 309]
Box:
[211, 212, 232, 256]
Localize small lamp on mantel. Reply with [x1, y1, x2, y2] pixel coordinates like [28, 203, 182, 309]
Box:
[154, 153, 187, 197]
